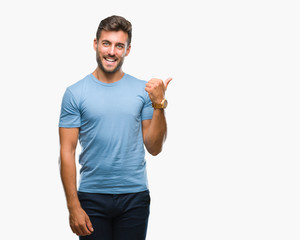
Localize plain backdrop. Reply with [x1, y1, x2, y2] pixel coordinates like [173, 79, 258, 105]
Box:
[0, 0, 299, 239]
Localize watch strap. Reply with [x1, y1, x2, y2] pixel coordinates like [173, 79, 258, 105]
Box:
[152, 99, 167, 109]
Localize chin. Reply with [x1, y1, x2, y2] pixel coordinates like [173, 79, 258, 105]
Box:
[102, 63, 123, 74]
[103, 66, 119, 74]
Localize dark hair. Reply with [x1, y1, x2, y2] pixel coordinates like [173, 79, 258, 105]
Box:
[96, 15, 132, 45]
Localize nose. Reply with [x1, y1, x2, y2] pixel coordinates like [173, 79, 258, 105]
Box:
[108, 45, 116, 56]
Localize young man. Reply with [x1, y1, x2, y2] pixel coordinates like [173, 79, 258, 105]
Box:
[59, 15, 172, 240]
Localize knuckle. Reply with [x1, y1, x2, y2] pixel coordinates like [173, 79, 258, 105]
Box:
[79, 222, 85, 227]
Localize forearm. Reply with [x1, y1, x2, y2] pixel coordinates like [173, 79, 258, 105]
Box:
[60, 151, 80, 210]
[144, 109, 167, 155]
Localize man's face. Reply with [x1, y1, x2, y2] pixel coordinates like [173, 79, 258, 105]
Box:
[94, 30, 131, 74]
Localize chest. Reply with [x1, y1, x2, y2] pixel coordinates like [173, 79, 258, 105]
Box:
[80, 87, 145, 122]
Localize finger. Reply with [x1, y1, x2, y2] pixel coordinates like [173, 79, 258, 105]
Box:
[70, 225, 77, 235]
[71, 223, 83, 236]
[86, 216, 94, 233]
[148, 78, 163, 85]
[146, 81, 155, 88]
[74, 225, 84, 236]
[148, 78, 158, 83]
[164, 77, 173, 89]
[79, 224, 91, 236]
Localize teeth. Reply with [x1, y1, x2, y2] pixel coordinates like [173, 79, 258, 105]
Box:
[105, 58, 116, 62]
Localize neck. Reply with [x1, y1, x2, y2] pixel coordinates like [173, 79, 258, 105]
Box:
[92, 67, 124, 84]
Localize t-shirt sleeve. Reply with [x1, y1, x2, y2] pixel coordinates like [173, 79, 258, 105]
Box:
[59, 88, 81, 128]
[141, 90, 154, 120]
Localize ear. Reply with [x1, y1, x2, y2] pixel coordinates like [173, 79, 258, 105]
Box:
[93, 38, 98, 51]
[125, 44, 131, 56]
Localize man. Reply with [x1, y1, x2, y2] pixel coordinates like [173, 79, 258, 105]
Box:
[59, 15, 172, 240]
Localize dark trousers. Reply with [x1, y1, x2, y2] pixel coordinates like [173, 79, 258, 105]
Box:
[78, 190, 150, 240]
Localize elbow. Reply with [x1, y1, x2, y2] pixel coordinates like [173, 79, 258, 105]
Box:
[148, 147, 162, 156]
[149, 151, 161, 156]
[144, 137, 164, 156]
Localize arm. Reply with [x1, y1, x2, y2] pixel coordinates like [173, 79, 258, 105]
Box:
[143, 77, 172, 156]
[142, 110, 167, 156]
[59, 127, 93, 236]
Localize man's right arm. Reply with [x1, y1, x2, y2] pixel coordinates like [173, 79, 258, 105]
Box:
[59, 127, 93, 236]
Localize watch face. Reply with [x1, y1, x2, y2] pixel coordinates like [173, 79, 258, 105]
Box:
[163, 99, 168, 108]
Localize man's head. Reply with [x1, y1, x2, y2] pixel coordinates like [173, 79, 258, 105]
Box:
[94, 15, 132, 74]
[96, 15, 132, 46]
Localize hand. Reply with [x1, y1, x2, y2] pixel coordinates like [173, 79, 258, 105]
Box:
[69, 207, 94, 236]
[145, 77, 172, 104]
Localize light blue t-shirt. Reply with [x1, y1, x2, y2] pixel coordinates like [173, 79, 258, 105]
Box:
[59, 73, 153, 194]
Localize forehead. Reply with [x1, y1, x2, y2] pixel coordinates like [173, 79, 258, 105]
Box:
[99, 30, 129, 44]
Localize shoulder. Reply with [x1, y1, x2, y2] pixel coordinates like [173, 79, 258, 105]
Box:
[61, 74, 92, 107]
[65, 74, 91, 98]
[125, 73, 147, 87]
[67, 74, 90, 91]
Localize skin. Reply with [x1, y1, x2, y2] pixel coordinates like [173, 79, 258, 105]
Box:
[59, 29, 172, 236]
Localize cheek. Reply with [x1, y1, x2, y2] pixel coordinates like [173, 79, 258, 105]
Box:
[97, 46, 106, 55]
[121, 50, 128, 57]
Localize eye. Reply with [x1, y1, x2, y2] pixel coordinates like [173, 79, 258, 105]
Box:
[117, 44, 124, 49]
[102, 41, 110, 47]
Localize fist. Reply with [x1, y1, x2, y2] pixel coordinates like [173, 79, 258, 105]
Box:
[145, 77, 172, 104]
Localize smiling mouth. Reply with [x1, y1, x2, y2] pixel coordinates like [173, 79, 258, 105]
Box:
[104, 56, 117, 63]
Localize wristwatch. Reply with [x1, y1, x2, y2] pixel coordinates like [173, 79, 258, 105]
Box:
[152, 99, 168, 109]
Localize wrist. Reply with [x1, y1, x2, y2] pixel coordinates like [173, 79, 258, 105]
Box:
[67, 202, 81, 211]
[152, 97, 164, 105]
[66, 196, 81, 210]
[153, 108, 165, 112]
[152, 98, 168, 109]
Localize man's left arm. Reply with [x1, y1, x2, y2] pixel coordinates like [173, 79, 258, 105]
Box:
[143, 77, 172, 156]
